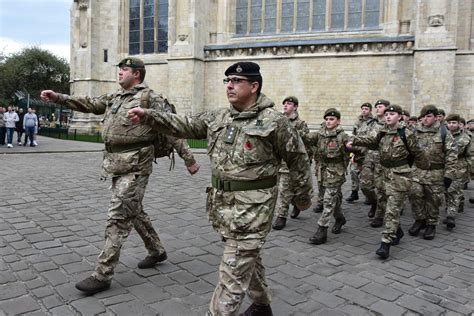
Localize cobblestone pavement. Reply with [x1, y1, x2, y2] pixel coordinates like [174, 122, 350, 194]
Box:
[0, 137, 473, 315]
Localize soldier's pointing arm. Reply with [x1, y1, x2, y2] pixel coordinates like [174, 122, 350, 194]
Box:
[56, 93, 109, 115]
[141, 108, 209, 139]
[168, 135, 197, 167]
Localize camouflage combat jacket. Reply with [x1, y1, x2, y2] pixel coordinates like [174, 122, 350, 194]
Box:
[279, 111, 311, 174]
[412, 121, 457, 184]
[451, 129, 471, 183]
[142, 93, 313, 240]
[351, 114, 372, 162]
[305, 126, 350, 187]
[353, 125, 428, 192]
[56, 83, 195, 176]
[354, 116, 384, 167]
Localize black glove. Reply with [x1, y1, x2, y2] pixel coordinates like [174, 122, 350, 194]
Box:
[443, 177, 452, 189]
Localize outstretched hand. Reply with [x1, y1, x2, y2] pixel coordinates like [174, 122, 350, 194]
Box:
[187, 163, 201, 175]
[40, 90, 58, 103]
[128, 107, 145, 124]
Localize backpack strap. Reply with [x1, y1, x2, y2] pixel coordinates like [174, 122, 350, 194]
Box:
[140, 88, 152, 109]
[440, 124, 447, 152]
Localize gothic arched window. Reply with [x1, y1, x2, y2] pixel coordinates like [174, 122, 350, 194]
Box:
[235, 0, 380, 35]
[129, 0, 168, 55]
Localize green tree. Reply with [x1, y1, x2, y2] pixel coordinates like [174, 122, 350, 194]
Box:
[0, 47, 69, 106]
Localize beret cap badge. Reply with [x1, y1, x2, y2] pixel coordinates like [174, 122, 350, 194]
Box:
[236, 65, 243, 73]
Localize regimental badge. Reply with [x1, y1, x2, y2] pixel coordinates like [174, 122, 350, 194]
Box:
[126, 59, 131, 65]
[236, 65, 243, 73]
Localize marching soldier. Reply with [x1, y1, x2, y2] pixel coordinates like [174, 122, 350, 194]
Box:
[128, 61, 313, 316]
[41, 57, 200, 294]
[273, 96, 311, 230]
[408, 105, 457, 240]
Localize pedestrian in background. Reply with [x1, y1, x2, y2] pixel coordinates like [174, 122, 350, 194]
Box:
[23, 107, 38, 147]
[4, 106, 19, 148]
[0, 107, 5, 145]
[16, 107, 25, 145]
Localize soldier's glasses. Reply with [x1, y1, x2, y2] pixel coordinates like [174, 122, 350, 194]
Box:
[223, 78, 251, 85]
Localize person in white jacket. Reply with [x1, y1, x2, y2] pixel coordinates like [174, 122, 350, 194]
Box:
[3, 106, 19, 147]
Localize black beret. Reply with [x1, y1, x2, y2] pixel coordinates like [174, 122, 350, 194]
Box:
[283, 96, 299, 105]
[437, 109, 446, 116]
[384, 104, 403, 115]
[419, 105, 438, 117]
[401, 109, 410, 116]
[460, 117, 466, 125]
[324, 108, 341, 119]
[445, 114, 460, 122]
[225, 62, 261, 76]
[409, 116, 418, 121]
[374, 99, 390, 107]
[467, 119, 474, 124]
[361, 102, 372, 110]
[117, 57, 145, 68]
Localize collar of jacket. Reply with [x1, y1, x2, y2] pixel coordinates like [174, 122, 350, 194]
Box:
[417, 120, 441, 133]
[117, 83, 149, 97]
[229, 93, 274, 120]
[287, 111, 299, 121]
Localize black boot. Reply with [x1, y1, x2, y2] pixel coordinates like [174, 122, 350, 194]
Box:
[137, 251, 168, 269]
[75, 276, 111, 294]
[346, 190, 359, 202]
[469, 198, 474, 204]
[370, 217, 383, 228]
[367, 203, 376, 218]
[446, 216, 456, 230]
[309, 226, 328, 244]
[391, 226, 404, 245]
[376, 242, 391, 259]
[423, 225, 436, 240]
[290, 206, 300, 219]
[408, 220, 426, 236]
[240, 303, 273, 316]
[364, 198, 371, 205]
[313, 203, 323, 213]
[272, 217, 286, 230]
[332, 217, 346, 234]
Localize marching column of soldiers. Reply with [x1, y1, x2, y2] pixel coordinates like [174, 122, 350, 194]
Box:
[41, 59, 473, 316]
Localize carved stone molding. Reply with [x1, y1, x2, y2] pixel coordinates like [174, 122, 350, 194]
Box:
[74, 0, 89, 10]
[428, 15, 444, 27]
[204, 38, 415, 59]
[178, 34, 189, 41]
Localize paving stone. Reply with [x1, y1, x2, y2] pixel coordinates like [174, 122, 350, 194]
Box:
[396, 294, 446, 315]
[309, 289, 346, 308]
[168, 270, 199, 285]
[360, 282, 404, 301]
[370, 300, 406, 316]
[0, 295, 41, 314]
[149, 299, 198, 316]
[40, 270, 69, 286]
[108, 300, 159, 316]
[331, 271, 371, 289]
[0, 283, 27, 300]
[178, 259, 216, 276]
[70, 296, 106, 315]
[49, 305, 77, 316]
[128, 282, 169, 303]
[100, 293, 136, 306]
[42, 295, 64, 309]
[333, 286, 379, 307]
[50, 252, 83, 265]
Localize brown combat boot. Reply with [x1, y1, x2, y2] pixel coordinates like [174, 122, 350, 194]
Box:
[137, 251, 168, 269]
[75, 276, 111, 294]
[272, 217, 286, 230]
[408, 220, 426, 236]
[240, 303, 273, 316]
[309, 226, 328, 244]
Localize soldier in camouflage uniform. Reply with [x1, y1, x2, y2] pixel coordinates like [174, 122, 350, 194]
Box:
[273, 96, 311, 230]
[346, 102, 373, 203]
[313, 121, 326, 213]
[444, 114, 472, 229]
[408, 105, 457, 240]
[41, 57, 200, 294]
[348, 105, 428, 259]
[129, 61, 313, 316]
[304, 108, 350, 245]
[358, 99, 389, 223]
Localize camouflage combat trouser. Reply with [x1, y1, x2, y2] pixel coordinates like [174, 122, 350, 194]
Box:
[349, 161, 361, 192]
[275, 172, 294, 218]
[208, 238, 271, 316]
[93, 174, 165, 281]
[317, 186, 344, 227]
[314, 164, 325, 206]
[446, 180, 464, 217]
[382, 171, 411, 244]
[374, 166, 387, 219]
[409, 181, 444, 225]
[360, 160, 377, 205]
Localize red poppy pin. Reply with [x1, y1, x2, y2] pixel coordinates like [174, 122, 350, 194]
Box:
[244, 141, 253, 150]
